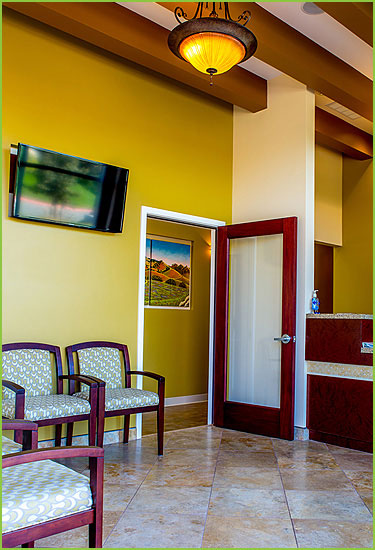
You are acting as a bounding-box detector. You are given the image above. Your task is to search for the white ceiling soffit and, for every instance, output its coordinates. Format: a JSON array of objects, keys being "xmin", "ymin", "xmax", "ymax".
[
  {"xmin": 118, "ymin": 2, "xmax": 281, "ymax": 80},
  {"xmin": 257, "ymin": 2, "xmax": 373, "ymax": 80},
  {"xmin": 315, "ymin": 93, "xmax": 373, "ymax": 134}
]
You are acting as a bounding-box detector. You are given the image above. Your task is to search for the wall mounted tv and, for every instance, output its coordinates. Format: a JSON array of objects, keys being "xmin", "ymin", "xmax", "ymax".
[{"xmin": 9, "ymin": 143, "xmax": 129, "ymax": 233}]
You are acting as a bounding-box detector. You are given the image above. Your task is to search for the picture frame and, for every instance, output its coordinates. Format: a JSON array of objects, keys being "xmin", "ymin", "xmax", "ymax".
[{"xmin": 145, "ymin": 235, "xmax": 192, "ymax": 309}]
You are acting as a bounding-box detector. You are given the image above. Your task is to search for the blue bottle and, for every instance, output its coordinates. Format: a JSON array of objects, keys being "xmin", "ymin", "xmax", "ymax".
[{"xmin": 312, "ymin": 289, "xmax": 320, "ymax": 314}]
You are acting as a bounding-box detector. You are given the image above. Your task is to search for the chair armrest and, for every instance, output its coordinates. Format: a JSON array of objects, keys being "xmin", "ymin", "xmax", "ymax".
[
  {"xmin": 2, "ymin": 419, "xmax": 37, "ymax": 432},
  {"xmin": 2, "ymin": 379, "xmax": 25, "ymax": 395},
  {"xmin": 2, "ymin": 419, "xmax": 38, "ymax": 450},
  {"xmin": 128, "ymin": 371, "xmax": 165, "ymax": 383},
  {"xmin": 63, "ymin": 374, "xmax": 106, "ymax": 387},
  {"xmin": 59, "ymin": 374, "xmax": 104, "ymax": 387},
  {"xmin": 2, "ymin": 445, "xmax": 104, "ymax": 468}
]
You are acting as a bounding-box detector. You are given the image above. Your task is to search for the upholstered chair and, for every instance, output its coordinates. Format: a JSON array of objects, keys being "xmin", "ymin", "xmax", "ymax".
[
  {"xmin": 2, "ymin": 419, "xmax": 104, "ymax": 548},
  {"xmin": 2, "ymin": 343, "xmax": 100, "ymax": 446},
  {"xmin": 66, "ymin": 341, "xmax": 165, "ymax": 454}
]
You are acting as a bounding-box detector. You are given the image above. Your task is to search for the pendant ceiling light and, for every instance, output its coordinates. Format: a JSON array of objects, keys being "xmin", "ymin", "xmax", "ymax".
[{"xmin": 168, "ymin": 2, "xmax": 257, "ymax": 84}]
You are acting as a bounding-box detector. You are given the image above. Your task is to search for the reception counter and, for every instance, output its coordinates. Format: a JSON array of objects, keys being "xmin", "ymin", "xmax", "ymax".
[{"xmin": 306, "ymin": 314, "xmax": 373, "ymax": 452}]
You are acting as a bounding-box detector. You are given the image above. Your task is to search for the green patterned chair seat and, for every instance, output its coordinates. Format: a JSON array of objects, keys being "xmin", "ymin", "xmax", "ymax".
[
  {"xmin": 2, "ymin": 394, "xmax": 91, "ymax": 422},
  {"xmin": 74, "ymin": 388, "xmax": 159, "ymax": 412},
  {"xmin": 2, "ymin": 459, "xmax": 92, "ymax": 534},
  {"xmin": 2, "ymin": 436, "xmax": 22, "ymax": 455}
]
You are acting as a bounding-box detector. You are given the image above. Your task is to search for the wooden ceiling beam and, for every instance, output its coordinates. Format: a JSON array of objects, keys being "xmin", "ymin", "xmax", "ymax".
[
  {"xmin": 315, "ymin": 108, "xmax": 373, "ymax": 160},
  {"xmin": 315, "ymin": 2, "xmax": 373, "ymax": 46},
  {"xmin": 3, "ymin": 2, "xmax": 267, "ymax": 113},
  {"xmin": 159, "ymin": 2, "xmax": 372, "ymax": 121}
]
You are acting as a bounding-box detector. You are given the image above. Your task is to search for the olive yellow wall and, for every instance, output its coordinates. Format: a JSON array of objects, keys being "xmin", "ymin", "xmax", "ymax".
[
  {"xmin": 315, "ymin": 144, "xmax": 342, "ymax": 246},
  {"xmin": 143, "ymin": 219, "xmax": 211, "ymax": 399},
  {"xmin": 334, "ymin": 157, "xmax": 373, "ymax": 314},
  {"xmin": 2, "ymin": 11, "xmax": 232, "ymax": 440}
]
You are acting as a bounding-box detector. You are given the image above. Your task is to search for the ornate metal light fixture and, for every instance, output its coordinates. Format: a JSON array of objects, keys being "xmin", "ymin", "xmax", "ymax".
[{"xmin": 168, "ymin": 2, "xmax": 257, "ymax": 84}]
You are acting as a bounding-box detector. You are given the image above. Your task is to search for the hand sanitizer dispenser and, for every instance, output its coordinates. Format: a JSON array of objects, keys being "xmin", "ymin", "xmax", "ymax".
[{"xmin": 312, "ymin": 289, "xmax": 320, "ymax": 314}]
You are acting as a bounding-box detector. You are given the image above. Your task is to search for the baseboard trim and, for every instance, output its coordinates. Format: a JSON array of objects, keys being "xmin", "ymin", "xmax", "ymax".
[{"xmin": 165, "ymin": 394, "xmax": 208, "ymax": 407}]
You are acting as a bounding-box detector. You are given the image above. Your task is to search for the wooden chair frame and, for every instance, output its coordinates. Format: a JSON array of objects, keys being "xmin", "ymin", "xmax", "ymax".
[
  {"xmin": 66, "ymin": 341, "xmax": 165, "ymax": 454},
  {"xmin": 2, "ymin": 420, "xmax": 104, "ymax": 548},
  {"xmin": 2, "ymin": 418, "xmax": 38, "ymax": 450},
  {"xmin": 2, "ymin": 343, "xmax": 100, "ymax": 446}
]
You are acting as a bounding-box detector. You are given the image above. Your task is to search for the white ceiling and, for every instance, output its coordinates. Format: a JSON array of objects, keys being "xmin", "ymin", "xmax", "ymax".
[{"xmin": 257, "ymin": 2, "xmax": 373, "ymax": 80}]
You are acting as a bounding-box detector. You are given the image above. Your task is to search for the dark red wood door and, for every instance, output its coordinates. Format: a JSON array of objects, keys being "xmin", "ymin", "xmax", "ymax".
[{"xmin": 213, "ymin": 217, "xmax": 297, "ymax": 440}]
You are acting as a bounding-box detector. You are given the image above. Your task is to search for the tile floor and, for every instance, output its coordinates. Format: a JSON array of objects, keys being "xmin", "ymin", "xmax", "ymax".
[
  {"xmin": 142, "ymin": 401, "xmax": 208, "ymax": 435},
  {"xmin": 38, "ymin": 425, "xmax": 373, "ymax": 548}
]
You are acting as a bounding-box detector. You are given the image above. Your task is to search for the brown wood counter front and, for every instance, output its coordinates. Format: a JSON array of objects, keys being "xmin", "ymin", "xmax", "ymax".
[
  {"xmin": 307, "ymin": 374, "xmax": 372, "ymax": 452},
  {"xmin": 305, "ymin": 318, "xmax": 372, "ymax": 366}
]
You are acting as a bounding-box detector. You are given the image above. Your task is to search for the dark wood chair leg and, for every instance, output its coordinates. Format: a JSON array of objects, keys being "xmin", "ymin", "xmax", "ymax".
[
  {"xmin": 55, "ymin": 424, "xmax": 62, "ymax": 447},
  {"xmin": 96, "ymin": 387, "xmax": 105, "ymax": 447},
  {"xmin": 21, "ymin": 542, "xmax": 34, "ymax": 547},
  {"xmin": 123, "ymin": 415, "xmax": 130, "ymax": 443},
  {"xmin": 89, "ymin": 517, "xmax": 102, "ymax": 548},
  {"xmin": 157, "ymin": 404, "xmax": 164, "ymax": 456},
  {"xmin": 66, "ymin": 423, "xmax": 74, "ymax": 446},
  {"xmin": 89, "ymin": 454, "xmax": 103, "ymax": 548}
]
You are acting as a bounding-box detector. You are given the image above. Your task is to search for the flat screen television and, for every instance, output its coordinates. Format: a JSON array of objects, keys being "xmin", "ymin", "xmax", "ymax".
[{"xmin": 10, "ymin": 143, "xmax": 129, "ymax": 233}]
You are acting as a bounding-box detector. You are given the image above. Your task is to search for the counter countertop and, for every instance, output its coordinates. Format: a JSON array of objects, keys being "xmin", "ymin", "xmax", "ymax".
[{"xmin": 306, "ymin": 313, "xmax": 373, "ymax": 320}]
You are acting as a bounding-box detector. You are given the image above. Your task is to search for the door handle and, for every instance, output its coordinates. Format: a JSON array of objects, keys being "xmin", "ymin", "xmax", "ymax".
[{"xmin": 274, "ymin": 334, "xmax": 295, "ymax": 344}]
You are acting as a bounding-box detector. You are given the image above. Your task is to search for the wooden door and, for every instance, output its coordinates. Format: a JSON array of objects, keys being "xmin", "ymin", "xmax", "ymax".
[{"xmin": 213, "ymin": 217, "xmax": 297, "ymax": 439}]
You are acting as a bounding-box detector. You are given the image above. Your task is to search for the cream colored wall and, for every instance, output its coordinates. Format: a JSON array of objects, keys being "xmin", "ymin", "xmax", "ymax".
[
  {"xmin": 232, "ymin": 74, "xmax": 315, "ymax": 428},
  {"xmin": 334, "ymin": 158, "xmax": 373, "ymax": 313},
  {"xmin": 315, "ymin": 144, "xmax": 342, "ymax": 246},
  {"xmin": 2, "ymin": 11, "xmax": 233, "ymax": 440},
  {"xmin": 143, "ymin": 220, "xmax": 211, "ymax": 399}
]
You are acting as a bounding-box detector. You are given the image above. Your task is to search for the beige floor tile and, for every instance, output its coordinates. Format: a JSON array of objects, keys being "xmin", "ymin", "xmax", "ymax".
[
  {"xmin": 127, "ymin": 485, "xmax": 211, "ymax": 515},
  {"xmin": 277, "ymin": 452, "xmax": 340, "ymax": 470},
  {"xmin": 273, "ymin": 438, "xmax": 328, "ymax": 453},
  {"xmin": 293, "ymin": 519, "xmax": 373, "ymax": 548},
  {"xmin": 202, "ymin": 516, "xmax": 297, "ymax": 548},
  {"xmin": 333, "ymin": 452, "xmax": 373, "ymax": 472},
  {"xmin": 360, "ymin": 491, "xmax": 373, "ymax": 514},
  {"xmin": 217, "ymin": 450, "xmax": 277, "ymax": 469},
  {"xmin": 36, "ymin": 511, "xmax": 123, "ymax": 547},
  {"xmin": 142, "ymin": 402, "xmax": 208, "ymax": 436},
  {"xmin": 103, "ymin": 444, "xmax": 159, "ymax": 466},
  {"xmin": 208, "ymin": 487, "xmax": 289, "ymax": 519},
  {"xmin": 103, "ymin": 462, "xmax": 152, "ymax": 484},
  {"xmin": 213, "ymin": 466, "xmax": 283, "ymax": 489},
  {"xmin": 327, "ymin": 444, "xmax": 372, "ymax": 456},
  {"xmin": 159, "ymin": 448, "xmax": 218, "ymax": 467},
  {"xmin": 53, "ymin": 456, "xmax": 89, "ymax": 473},
  {"xmin": 280, "ymin": 468, "xmax": 354, "ymax": 491},
  {"xmin": 286, "ymin": 489, "xmax": 373, "ymax": 522},
  {"xmin": 103, "ymin": 483, "xmax": 139, "ymax": 511},
  {"xmin": 220, "ymin": 434, "xmax": 273, "ymax": 452},
  {"xmin": 165, "ymin": 432, "xmax": 222, "ymax": 450},
  {"xmin": 36, "ymin": 525, "xmax": 88, "ymax": 548},
  {"xmin": 143, "ymin": 463, "xmax": 215, "ymax": 487},
  {"xmin": 104, "ymin": 512, "xmax": 206, "ymax": 548},
  {"xmin": 344, "ymin": 470, "xmax": 373, "ymax": 492}
]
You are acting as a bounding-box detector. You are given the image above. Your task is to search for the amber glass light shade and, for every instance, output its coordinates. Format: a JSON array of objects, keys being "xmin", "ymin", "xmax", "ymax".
[{"xmin": 179, "ymin": 32, "xmax": 246, "ymax": 75}]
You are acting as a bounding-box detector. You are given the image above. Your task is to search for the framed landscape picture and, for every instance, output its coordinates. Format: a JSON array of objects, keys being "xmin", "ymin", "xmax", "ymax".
[{"xmin": 145, "ymin": 235, "xmax": 191, "ymax": 308}]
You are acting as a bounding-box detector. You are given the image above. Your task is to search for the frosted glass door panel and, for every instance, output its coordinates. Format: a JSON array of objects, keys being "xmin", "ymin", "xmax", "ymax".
[{"xmin": 227, "ymin": 234, "xmax": 283, "ymax": 408}]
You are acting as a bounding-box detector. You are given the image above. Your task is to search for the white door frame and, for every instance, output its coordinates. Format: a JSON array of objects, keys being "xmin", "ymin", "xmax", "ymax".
[{"xmin": 136, "ymin": 206, "xmax": 226, "ymax": 438}]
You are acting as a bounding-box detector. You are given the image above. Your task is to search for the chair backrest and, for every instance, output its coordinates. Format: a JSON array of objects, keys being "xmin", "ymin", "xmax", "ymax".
[
  {"xmin": 66, "ymin": 341, "xmax": 131, "ymax": 390},
  {"xmin": 2, "ymin": 343, "xmax": 63, "ymax": 399}
]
